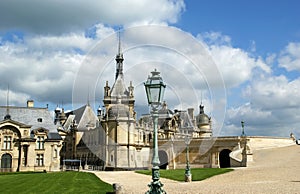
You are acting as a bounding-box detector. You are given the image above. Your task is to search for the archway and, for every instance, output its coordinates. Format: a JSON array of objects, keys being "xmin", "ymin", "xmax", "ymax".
[
  {"xmin": 1, "ymin": 153, "xmax": 12, "ymax": 169},
  {"xmin": 158, "ymin": 150, "xmax": 168, "ymax": 169},
  {"xmin": 219, "ymin": 149, "xmax": 231, "ymax": 168}
]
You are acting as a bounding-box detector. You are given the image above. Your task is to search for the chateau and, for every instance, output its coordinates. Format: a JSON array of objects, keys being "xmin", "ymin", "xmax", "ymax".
[
  {"xmin": 54, "ymin": 39, "xmax": 249, "ymax": 171},
  {"xmin": 0, "ymin": 38, "xmax": 295, "ymax": 172}
]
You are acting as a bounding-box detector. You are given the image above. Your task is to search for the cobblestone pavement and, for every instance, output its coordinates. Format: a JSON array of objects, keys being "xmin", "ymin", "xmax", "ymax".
[{"xmin": 93, "ymin": 145, "xmax": 300, "ymax": 194}]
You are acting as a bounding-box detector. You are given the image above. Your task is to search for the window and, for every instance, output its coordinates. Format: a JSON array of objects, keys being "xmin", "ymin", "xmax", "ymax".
[
  {"xmin": 3, "ymin": 136, "xmax": 12, "ymax": 150},
  {"xmin": 37, "ymin": 118, "xmax": 43, "ymax": 122},
  {"xmin": 36, "ymin": 136, "xmax": 44, "ymax": 149},
  {"xmin": 54, "ymin": 149, "xmax": 57, "ymax": 158},
  {"xmin": 36, "ymin": 154, "xmax": 44, "ymax": 166}
]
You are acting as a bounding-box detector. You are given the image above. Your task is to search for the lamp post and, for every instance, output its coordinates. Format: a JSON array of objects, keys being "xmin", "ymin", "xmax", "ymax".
[
  {"xmin": 184, "ymin": 134, "xmax": 192, "ymax": 182},
  {"xmin": 241, "ymin": 121, "xmax": 247, "ymax": 167},
  {"xmin": 171, "ymin": 135, "xmax": 176, "ymax": 169},
  {"xmin": 241, "ymin": 121, "xmax": 245, "ymax": 137},
  {"xmin": 144, "ymin": 69, "xmax": 166, "ymax": 194}
]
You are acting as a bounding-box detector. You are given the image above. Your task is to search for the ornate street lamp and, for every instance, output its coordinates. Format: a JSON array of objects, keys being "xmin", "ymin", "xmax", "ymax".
[
  {"xmin": 184, "ymin": 134, "xmax": 192, "ymax": 182},
  {"xmin": 241, "ymin": 121, "xmax": 247, "ymax": 167},
  {"xmin": 144, "ymin": 69, "xmax": 166, "ymax": 194}
]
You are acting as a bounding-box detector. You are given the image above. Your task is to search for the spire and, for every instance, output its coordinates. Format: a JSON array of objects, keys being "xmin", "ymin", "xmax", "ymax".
[
  {"xmin": 87, "ymin": 86, "xmax": 90, "ymax": 106},
  {"xmin": 4, "ymin": 84, "xmax": 11, "ymax": 120},
  {"xmin": 200, "ymin": 91, "xmax": 203, "ymax": 105},
  {"xmin": 115, "ymin": 29, "xmax": 124, "ymax": 80}
]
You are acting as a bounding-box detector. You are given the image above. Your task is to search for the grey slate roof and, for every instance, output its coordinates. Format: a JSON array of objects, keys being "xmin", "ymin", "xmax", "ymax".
[
  {"xmin": 0, "ymin": 106, "xmax": 57, "ymax": 132},
  {"xmin": 47, "ymin": 132, "xmax": 62, "ymax": 140},
  {"xmin": 65, "ymin": 104, "xmax": 98, "ymax": 131},
  {"xmin": 177, "ymin": 111, "xmax": 195, "ymax": 129},
  {"xmin": 72, "ymin": 105, "xmax": 87, "ymax": 124},
  {"xmin": 110, "ymin": 75, "xmax": 129, "ymax": 97}
]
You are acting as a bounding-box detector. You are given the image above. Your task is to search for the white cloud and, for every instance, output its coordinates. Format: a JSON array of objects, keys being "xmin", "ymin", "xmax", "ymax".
[
  {"xmin": 2, "ymin": 14, "xmax": 299, "ymax": 139},
  {"xmin": 227, "ymin": 102, "xmax": 271, "ymax": 124},
  {"xmin": 221, "ymin": 40, "xmax": 300, "ymax": 137},
  {"xmin": 249, "ymin": 75, "xmax": 300, "ymax": 109},
  {"xmin": 278, "ymin": 42, "xmax": 300, "ymax": 71},
  {"xmin": 0, "ymin": 24, "xmax": 115, "ymax": 106},
  {"xmin": 0, "ymin": 0, "xmax": 185, "ymax": 34},
  {"xmin": 1, "ymin": 26, "xmax": 275, "ymax": 136},
  {"xmin": 197, "ymin": 32, "xmax": 231, "ymax": 46},
  {"xmin": 197, "ymin": 32, "xmax": 271, "ymax": 88},
  {"xmin": 225, "ymin": 73, "xmax": 300, "ymax": 137},
  {"xmin": 74, "ymin": 26, "xmax": 226, "ymax": 109},
  {"xmin": 0, "ymin": 89, "xmax": 30, "ymax": 107}
]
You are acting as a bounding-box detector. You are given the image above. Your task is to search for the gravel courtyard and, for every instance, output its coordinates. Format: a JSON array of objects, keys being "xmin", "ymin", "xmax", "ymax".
[{"xmin": 94, "ymin": 145, "xmax": 300, "ymax": 194}]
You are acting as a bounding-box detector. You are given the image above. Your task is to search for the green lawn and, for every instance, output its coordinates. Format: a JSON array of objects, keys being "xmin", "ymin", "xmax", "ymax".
[
  {"xmin": 136, "ymin": 168, "xmax": 234, "ymax": 182},
  {"xmin": 0, "ymin": 171, "xmax": 113, "ymax": 194}
]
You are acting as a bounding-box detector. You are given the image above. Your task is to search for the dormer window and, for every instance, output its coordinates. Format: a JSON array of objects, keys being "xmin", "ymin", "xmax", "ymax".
[{"xmin": 37, "ymin": 118, "xmax": 43, "ymax": 122}]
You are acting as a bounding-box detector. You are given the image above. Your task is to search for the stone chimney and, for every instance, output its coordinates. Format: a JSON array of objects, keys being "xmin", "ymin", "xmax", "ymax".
[
  {"xmin": 27, "ymin": 100, "xmax": 34, "ymax": 108},
  {"xmin": 187, "ymin": 108, "xmax": 194, "ymax": 119}
]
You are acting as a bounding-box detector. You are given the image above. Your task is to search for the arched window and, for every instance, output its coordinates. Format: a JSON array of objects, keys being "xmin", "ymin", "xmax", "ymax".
[{"xmin": 1, "ymin": 153, "xmax": 12, "ymax": 169}]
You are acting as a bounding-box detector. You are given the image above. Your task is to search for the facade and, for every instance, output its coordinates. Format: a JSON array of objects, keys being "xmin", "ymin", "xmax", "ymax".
[{"xmin": 0, "ymin": 102, "xmax": 63, "ymax": 172}]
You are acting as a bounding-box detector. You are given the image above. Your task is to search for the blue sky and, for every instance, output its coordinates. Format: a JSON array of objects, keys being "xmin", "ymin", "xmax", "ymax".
[
  {"xmin": 179, "ymin": 0, "xmax": 300, "ymax": 54},
  {"xmin": 0, "ymin": 0, "xmax": 300, "ymax": 137}
]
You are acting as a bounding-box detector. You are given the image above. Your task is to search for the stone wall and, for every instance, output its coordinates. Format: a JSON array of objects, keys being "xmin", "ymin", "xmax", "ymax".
[{"xmin": 247, "ymin": 136, "xmax": 294, "ymax": 151}]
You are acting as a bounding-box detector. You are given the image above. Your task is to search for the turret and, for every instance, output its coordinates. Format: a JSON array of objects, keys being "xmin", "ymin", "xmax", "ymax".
[
  {"xmin": 54, "ymin": 106, "xmax": 61, "ymax": 125},
  {"xmin": 59, "ymin": 108, "xmax": 67, "ymax": 125}
]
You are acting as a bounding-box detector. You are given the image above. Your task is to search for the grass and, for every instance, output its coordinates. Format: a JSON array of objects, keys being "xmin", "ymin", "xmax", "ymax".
[
  {"xmin": 136, "ymin": 168, "xmax": 234, "ymax": 182},
  {"xmin": 0, "ymin": 171, "xmax": 113, "ymax": 194}
]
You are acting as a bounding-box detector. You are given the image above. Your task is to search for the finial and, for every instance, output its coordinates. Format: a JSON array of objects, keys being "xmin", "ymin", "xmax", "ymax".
[
  {"xmin": 118, "ymin": 27, "xmax": 121, "ymax": 56},
  {"xmin": 115, "ymin": 28, "xmax": 124, "ymax": 80},
  {"xmin": 4, "ymin": 84, "xmax": 11, "ymax": 120}
]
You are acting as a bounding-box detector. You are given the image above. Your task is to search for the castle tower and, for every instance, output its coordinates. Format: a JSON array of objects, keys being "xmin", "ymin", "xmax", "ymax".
[
  {"xmin": 101, "ymin": 32, "xmax": 138, "ymax": 170},
  {"xmin": 103, "ymin": 31, "xmax": 135, "ymax": 116}
]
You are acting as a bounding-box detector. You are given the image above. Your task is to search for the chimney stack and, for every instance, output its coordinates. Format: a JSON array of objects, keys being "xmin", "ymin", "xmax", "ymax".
[
  {"xmin": 27, "ymin": 100, "xmax": 34, "ymax": 108},
  {"xmin": 187, "ymin": 108, "xmax": 194, "ymax": 119}
]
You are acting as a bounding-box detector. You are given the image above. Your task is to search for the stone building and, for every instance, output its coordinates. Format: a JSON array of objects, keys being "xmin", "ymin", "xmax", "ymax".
[
  {"xmin": 0, "ymin": 101, "xmax": 63, "ymax": 172},
  {"xmin": 138, "ymin": 102, "xmax": 222, "ymax": 169},
  {"xmin": 56, "ymin": 38, "xmax": 150, "ymax": 170}
]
